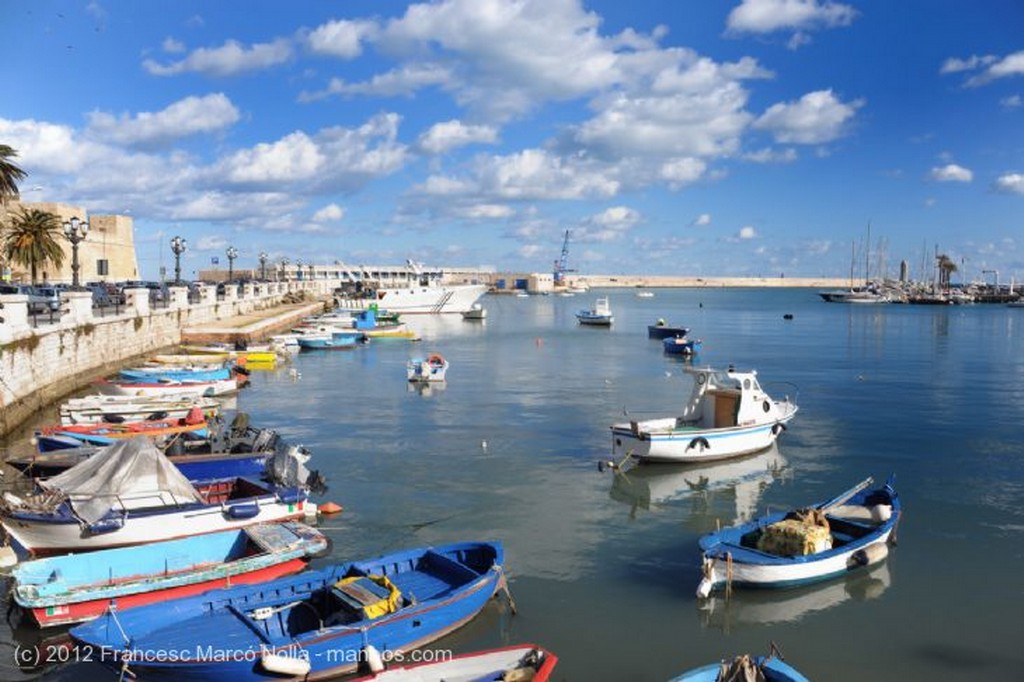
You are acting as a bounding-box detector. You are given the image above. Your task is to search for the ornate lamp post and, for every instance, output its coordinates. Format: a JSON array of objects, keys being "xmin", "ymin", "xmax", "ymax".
[
  {"xmin": 308, "ymin": 263, "xmax": 315, "ymax": 280},
  {"xmin": 280, "ymin": 257, "xmax": 289, "ymax": 281},
  {"xmin": 258, "ymin": 252, "xmax": 268, "ymax": 280},
  {"xmin": 62, "ymin": 216, "xmax": 90, "ymax": 290},
  {"xmin": 170, "ymin": 236, "xmax": 187, "ymax": 285},
  {"xmin": 296, "ymin": 259, "xmax": 303, "ymax": 281},
  {"xmin": 226, "ymin": 246, "xmax": 238, "ymax": 282}
]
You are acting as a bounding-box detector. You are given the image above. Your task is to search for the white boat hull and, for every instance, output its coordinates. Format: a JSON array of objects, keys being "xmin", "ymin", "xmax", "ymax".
[
  {"xmin": 95, "ymin": 377, "xmax": 239, "ymax": 398},
  {"xmin": 701, "ymin": 534, "xmax": 893, "ymax": 591},
  {"xmin": 335, "ymin": 284, "xmax": 486, "ymax": 314},
  {"xmin": 2, "ymin": 495, "xmax": 307, "ymax": 555},
  {"xmin": 611, "ymin": 410, "xmax": 796, "ymax": 463}
]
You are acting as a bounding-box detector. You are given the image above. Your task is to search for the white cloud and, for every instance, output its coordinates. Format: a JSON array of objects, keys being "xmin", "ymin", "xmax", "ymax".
[
  {"xmin": 300, "ymin": 65, "xmax": 453, "ymax": 101},
  {"xmin": 994, "ymin": 173, "xmax": 1024, "ymax": 195},
  {"xmin": 143, "ymin": 38, "xmax": 292, "ymax": 77},
  {"xmin": 162, "ymin": 37, "xmax": 186, "ymax": 54},
  {"xmin": 660, "ymin": 158, "xmax": 707, "ymax": 189},
  {"xmin": 738, "ymin": 225, "xmax": 757, "ymax": 239},
  {"xmin": 86, "ymin": 93, "xmax": 240, "ymax": 147},
  {"xmin": 692, "ymin": 213, "xmax": 712, "ymax": 227},
  {"xmin": 416, "ymin": 120, "xmax": 498, "ymax": 155},
  {"xmin": 929, "ymin": 164, "xmax": 973, "ymax": 183},
  {"xmin": 306, "ymin": 19, "xmax": 376, "ymax": 58},
  {"xmin": 726, "ymin": 0, "xmax": 857, "ymax": 35},
  {"xmin": 312, "ymin": 204, "xmax": 345, "ymax": 222},
  {"xmin": 743, "ymin": 147, "xmax": 798, "ymax": 163},
  {"xmin": 195, "ymin": 234, "xmax": 228, "ymax": 251},
  {"xmin": 753, "ymin": 89, "xmax": 863, "ymax": 144},
  {"xmin": 942, "ymin": 50, "xmax": 1024, "ymax": 87},
  {"xmin": 1001, "ymin": 95, "xmax": 1022, "ymax": 109},
  {"xmin": 457, "ymin": 204, "xmax": 514, "ymax": 219},
  {"xmin": 939, "ymin": 54, "xmax": 996, "ymax": 74}
]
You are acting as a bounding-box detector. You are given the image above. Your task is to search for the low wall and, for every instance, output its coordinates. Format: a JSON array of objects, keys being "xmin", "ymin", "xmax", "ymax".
[{"xmin": 0, "ymin": 281, "xmax": 331, "ymax": 438}]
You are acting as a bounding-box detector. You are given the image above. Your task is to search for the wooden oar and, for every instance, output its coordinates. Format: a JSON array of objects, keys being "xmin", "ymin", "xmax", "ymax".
[{"xmin": 818, "ymin": 476, "xmax": 874, "ymax": 513}]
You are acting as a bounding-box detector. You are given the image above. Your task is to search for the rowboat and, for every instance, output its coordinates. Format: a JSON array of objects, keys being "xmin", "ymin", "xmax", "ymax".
[
  {"xmin": 350, "ymin": 644, "xmax": 557, "ymax": 681},
  {"xmin": 118, "ymin": 365, "xmax": 234, "ymax": 383},
  {"xmin": 12, "ymin": 522, "xmax": 328, "ymax": 628},
  {"xmin": 696, "ymin": 476, "xmax": 900, "ymax": 597},
  {"xmin": 180, "ymin": 344, "xmax": 279, "ymax": 364},
  {"xmin": 671, "ymin": 647, "xmax": 808, "ymax": 681},
  {"xmin": 647, "ymin": 320, "xmax": 690, "ymax": 339},
  {"xmin": 35, "ymin": 409, "xmax": 209, "ymax": 451},
  {"xmin": 407, "ymin": 353, "xmax": 448, "ymax": 382},
  {"xmin": 70, "ymin": 541, "xmax": 507, "ymax": 680},
  {"xmin": 58, "ymin": 394, "xmax": 221, "ymax": 425},
  {"xmin": 610, "ymin": 366, "xmax": 797, "ymax": 463},
  {"xmin": 93, "ymin": 374, "xmax": 242, "ymax": 398},
  {"xmin": 663, "ymin": 335, "xmax": 702, "ymax": 355},
  {"xmin": 576, "ymin": 297, "xmax": 613, "ymax": 326},
  {"xmin": 461, "ymin": 303, "xmax": 487, "ymax": 320},
  {"xmin": 7, "ymin": 446, "xmax": 273, "ymax": 482},
  {"xmin": 0, "ymin": 438, "xmax": 313, "ymax": 556},
  {"xmin": 297, "ymin": 331, "xmax": 366, "ymax": 350}
]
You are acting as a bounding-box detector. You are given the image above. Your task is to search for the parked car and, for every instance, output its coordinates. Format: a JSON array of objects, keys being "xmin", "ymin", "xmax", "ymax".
[
  {"xmin": 30, "ymin": 286, "xmax": 62, "ymax": 314},
  {"xmin": 85, "ymin": 282, "xmax": 113, "ymax": 307}
]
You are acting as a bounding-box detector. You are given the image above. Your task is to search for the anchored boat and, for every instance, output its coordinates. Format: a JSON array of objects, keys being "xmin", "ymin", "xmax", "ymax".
[{"xmin": 610, "ymin": 366, "xmax": 797, "ymax": 463}]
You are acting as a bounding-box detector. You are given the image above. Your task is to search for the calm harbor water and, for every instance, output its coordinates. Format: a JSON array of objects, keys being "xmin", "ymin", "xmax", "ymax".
[{"xmin": 3, "ymin": 287, "xmax": 1023, "ymax": 681}]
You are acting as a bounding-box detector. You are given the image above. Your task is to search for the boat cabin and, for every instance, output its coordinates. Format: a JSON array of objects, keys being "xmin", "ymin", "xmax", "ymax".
[{"xmin": 678, "ymin": 367, "xmax": 777, "ymax": 429}]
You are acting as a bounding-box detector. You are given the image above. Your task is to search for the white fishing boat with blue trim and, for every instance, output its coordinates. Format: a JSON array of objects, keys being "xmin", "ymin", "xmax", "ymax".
[
  {"xmin": 610, "ymin": 366, "xmax": 797, "ymax": 463},
  {"xmin": 695, "ymin": 476, "xmax": 900, "ymax": 598}
]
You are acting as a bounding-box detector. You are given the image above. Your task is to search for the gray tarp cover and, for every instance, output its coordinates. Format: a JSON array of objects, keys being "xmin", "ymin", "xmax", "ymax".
[{"xmin": 39, "ymin": 437, "xmax": 202, "ymax": 524}]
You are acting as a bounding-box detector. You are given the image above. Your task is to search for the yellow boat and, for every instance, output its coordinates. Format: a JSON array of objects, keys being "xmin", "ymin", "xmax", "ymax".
[{"xmin": 180, "ymin": 345, "xmax": 279, "ymax": 363}]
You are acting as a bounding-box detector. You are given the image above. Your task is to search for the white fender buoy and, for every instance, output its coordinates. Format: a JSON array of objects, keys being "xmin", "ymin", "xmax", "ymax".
[
  {"xmin": 0, "ymin": 546, "xmax": 18, "ymax": 569},
  {"xmin": 365, "ymin": 645, "xmax": 385, "ymax": 673},
  {"xmin": 696, "ymin": 577, "xmax": 714, "ymax": 599},
  {"xmin": 848, "ymin": 542, "xmax": 889, "ymax": 569},
  {"xmin": 261, "ymin": 653, "xmax": 311, "ymax": 676},
  {"xmin": 303, "ymin": 502, "xmax": 318, "ymax": 520},
  {"xmin": 870, "ymin": 504, "xmax": 892, "ymax": 522}
]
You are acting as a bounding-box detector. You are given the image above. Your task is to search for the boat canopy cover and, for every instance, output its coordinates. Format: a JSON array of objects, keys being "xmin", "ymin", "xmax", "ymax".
[{"xmin": 39, "ymin": 437, "xmax": 202, "ymax": 524}]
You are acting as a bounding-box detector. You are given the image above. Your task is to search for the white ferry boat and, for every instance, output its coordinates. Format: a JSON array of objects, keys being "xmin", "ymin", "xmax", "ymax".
[{"xmin": 333, "ymin": 261, "xmax": 486, "ymax": 314}]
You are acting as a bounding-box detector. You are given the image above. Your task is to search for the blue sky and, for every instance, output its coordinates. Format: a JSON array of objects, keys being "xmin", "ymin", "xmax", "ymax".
[{"xmin": 2, "ymin": 0, "xmax": 1022, "ymax": 282}]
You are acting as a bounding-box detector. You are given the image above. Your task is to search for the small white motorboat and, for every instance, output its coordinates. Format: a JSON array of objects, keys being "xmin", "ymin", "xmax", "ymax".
[
  {"xmin": 610, "ymin": 365, "xmax": 797, "ymax": 463},
  {"xmin": 576, "ymin": 297, "xmax": 613, "ymax": 326},
  {"xmin": 407, "ymin": 353, "xmax": 449, "ymax": 382},
  {"xmin": 462, "ymin": 303, "xmax": 487, "ymax": 320}
]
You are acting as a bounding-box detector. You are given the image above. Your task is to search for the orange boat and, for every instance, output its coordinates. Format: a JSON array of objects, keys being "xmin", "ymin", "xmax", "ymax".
[{"xmin": 36, "ymin": 407, "xmax": 209, "ymax": 452}]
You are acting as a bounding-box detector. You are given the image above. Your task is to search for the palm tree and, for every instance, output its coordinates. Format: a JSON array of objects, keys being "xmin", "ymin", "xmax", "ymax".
[
  {"xmin": 1, "ymin": 208, "xmax": 65, "ymax": 284},
  {"xmin": 936, "ymin": 254, "xmax": 958, "ymax": 291},
  {"xmin": 0, "ymin": 144, "xmax": 27, "ymax": 205}
]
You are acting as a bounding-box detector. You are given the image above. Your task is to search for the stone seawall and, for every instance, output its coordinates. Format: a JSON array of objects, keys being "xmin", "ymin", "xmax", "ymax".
[{"xmin": 0, "ymin": 281, "xmax": 331, "ymax": 438}]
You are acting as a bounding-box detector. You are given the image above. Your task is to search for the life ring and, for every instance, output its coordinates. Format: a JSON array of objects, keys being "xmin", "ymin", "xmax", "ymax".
[
  {"xmin": 696, "ymin": 373, "xmax": 706, "ymax": 385},
  {"xmin": 688, "ymin": 437, "xmax": 710, "ymax": 451},
  {"xmin": 762, "ymin": 400, "xmax": 771, "ymax": 413},
  {"xmin": 772, "ymin": 423, "xmax": 786, "ymax": 435}
]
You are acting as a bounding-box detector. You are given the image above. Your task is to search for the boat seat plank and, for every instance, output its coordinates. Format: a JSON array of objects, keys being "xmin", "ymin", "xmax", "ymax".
[
  {"xmin": 244, "ymin": 524, "xmax": 299, "ymax": 554},
  {"xmin": 388, "ymin": 570, "xmax": 455, "ymax": 602}
]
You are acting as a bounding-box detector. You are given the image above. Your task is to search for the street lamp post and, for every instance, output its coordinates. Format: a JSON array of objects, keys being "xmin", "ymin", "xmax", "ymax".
[
  {"xmin": 296, "ymin": 259, "xmax": 303, "ymax": 281},
  {"xmin": 280, "ymin": 257, "xmax": 289, "ymax": 281},
  {"xmin": 62, "ymin": 216, "xmax": 90, "ymax": 290},
  {"xmin": 259, "ymin": 252, "xmax": 268, "ymax": 280},
  {"xmin": 226, "ymin": 246, "xmax": 238, "ymax": 282},
  {"xmin": 170, "ymin": 236, "xmax": 187, "ymax": 285}
]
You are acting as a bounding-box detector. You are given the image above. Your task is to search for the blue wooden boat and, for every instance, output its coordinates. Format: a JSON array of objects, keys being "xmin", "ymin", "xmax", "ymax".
[
  {"xmin": 118, "ymin": 365, "xmax": 233, "ymax": 383},
  {"xmin": 297, "ymin": 331, "xmax": 365, "ymax": 350},
  {"xmin": 70, "ymin": 541, "xmax": 507, "ymax": 680},
  {"xmin": 12, "ymin": 522, "xmax": 328, "ymax": 628},
  {"xmin": 7, "ymin": 445, "xmax": 272, "ymax": 481},
  {"xmin": 648, "ymin": 320, "xmax": 690, "ymax": 339},
  {"xmin": 663, "ymin": 335, "xmax": 702, "ymax": 355},
  {"xmin": 696, "ymin": 476, "xmax": 900, "ymax": 597},
  {"xmin": 670, "ymin": 649, "xmax": 809, "ymax": 681}
]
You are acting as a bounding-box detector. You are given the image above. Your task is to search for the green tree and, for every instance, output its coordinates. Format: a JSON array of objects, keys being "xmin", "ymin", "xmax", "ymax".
[
  {"xmin": 0, "ymin": 144, "xmax": 27, "ymax": 205},
  {"xmin": 1, "ymin": 208, "xmax": 65, "ymax": 284}
]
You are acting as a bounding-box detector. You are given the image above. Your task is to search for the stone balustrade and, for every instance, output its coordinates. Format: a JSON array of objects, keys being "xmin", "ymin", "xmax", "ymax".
[{"xmin": 0, "ymin": 279, "xmax": 328, "ymax": 436}]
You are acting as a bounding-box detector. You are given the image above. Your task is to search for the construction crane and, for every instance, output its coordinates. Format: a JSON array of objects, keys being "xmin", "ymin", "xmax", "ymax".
[{"xmin": 553, "ymin": 229, "xmax": 575, "ymax": 285}]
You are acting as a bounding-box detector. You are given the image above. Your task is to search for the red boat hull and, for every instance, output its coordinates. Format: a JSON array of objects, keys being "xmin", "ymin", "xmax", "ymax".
[{"xmin": 28, "ymin": 557, "xmax": 309, "ymax": 628}]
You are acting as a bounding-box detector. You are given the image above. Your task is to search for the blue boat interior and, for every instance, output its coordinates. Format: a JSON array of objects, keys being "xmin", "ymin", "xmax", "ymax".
[{"xmin": 240, "ymin": 549, "xmax": 484, "ymax": 639}]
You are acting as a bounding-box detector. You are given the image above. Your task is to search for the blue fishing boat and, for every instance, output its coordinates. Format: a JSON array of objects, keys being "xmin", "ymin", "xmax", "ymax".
[
  {"xmin": 12, "ymin": 522, "xmax": 328, "ymax": 628},
  {"xmin": 297, "ymin": 331, "xmax": 365, "ymax": 350},
  {"xmin": 647, "ymin": 319, "xmax": 690, "ymax": 339},
  {"xmin": 118, "ymin": 365, "xmax": 233, "ymax": 383},
  {"xmin": 671, "ymin": 647, "xmax": 809, "ymax": 681},
  {"xmin": 71, "ymin": 541, "xmax": 507, "ymax": 680},
  {"xmin": 576, "ymin": 297, "xmax": 613, "ymax": 326},
  {"xmin": 696, "ymin": 476, "xmax": 900, "ymax": 597},
  {"xmin": 663, "ymin": 335, "xmax": 702, "ymax": 355}
]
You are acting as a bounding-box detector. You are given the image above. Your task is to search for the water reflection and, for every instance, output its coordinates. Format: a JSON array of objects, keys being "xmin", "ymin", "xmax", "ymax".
[
  {"xmin": 698, "ymin": 561, "xmax": 891, "ymax": 632},
  {"xmin": 407, "ymin": 381, "xmax": 447, "ymax": 397},
  {"xmin": 609, "ymin": 445, "xmax": 790, "ymax": 525}
]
